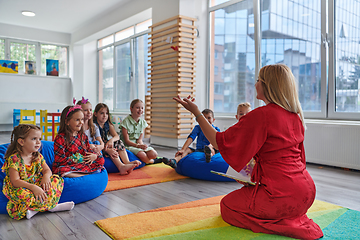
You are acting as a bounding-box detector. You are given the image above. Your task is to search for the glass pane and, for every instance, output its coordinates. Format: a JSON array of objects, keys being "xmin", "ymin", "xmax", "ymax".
[
  {"xmin": 134, "ymin": 34, "xmax": 150, "ymax": 101},
  {"xmin": 10, "ymin": 42, "xmax": 36, "ymax": 74},
  {"xmin": 98, "ymin": 46, "xmax": 114, "ymax": 110},
  {"xmin": 115, "ymin": 27, "xmax": 134, "ymax": 42},
  {"xmin": 98, "ymin": 35, "xmax": 114, "ymax": 48},
  {"xmin": 135, "ymin": 19, "xmax": 152, "ymax": 34},
  {"xmin": 0, "ymin": 39, "xmax": 4, "ymax": 60},
  {"xmin": 209, "ymin": 0, "xmax": 256, "ymax": 113},
  {"xmin": 115, "ymin": 42, "xmax": 132, "ymax": 110},
  {"xmin": 335, "ymin": 0, "xmax": 360, "ymax": 112},
  {"xmin": 41, "ymin": 44, "xmax": 68, "ymax": 77},
  {"xmin": 261, "ymin": 0, "xmax": 321, "ymax": 112}
]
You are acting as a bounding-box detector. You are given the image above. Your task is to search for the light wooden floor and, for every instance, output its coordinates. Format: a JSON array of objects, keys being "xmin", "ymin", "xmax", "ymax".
[{"xmin": 0, "ymin": 131, "xmax": 359, "ymax": 240}]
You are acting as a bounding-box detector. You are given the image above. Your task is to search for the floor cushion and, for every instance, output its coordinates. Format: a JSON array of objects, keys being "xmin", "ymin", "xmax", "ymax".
[
  {"xmin": 0, "ymin": 141, "xmax": 108, "ymax": 214},
  {"xmin": 175, "ymin": 152, "xmax": 236, "ymax": 182}
]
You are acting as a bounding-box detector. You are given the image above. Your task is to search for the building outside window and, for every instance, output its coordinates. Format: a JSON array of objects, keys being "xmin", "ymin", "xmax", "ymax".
[{"xmin": 209, "ymin": 0, "xmax": 360, "ymax": 119}]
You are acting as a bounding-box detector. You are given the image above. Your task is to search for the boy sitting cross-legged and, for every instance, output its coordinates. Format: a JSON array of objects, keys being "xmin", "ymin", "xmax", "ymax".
[{"xmin": 162, "ymin": 109, "xmax": 220, "ymax": 168}]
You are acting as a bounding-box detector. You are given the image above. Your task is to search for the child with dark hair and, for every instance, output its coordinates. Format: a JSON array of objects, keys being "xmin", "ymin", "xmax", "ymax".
[
  {"xmin": 52, "ymin": 101, "xmax": 106, "ymax": 178},
  {"xmin": 93, "ymin": 103, "xmax": 140, "ymax": 173},
  {"xmin": 163, "ymin": 109, "xmax": 220, "ymax": 168}
]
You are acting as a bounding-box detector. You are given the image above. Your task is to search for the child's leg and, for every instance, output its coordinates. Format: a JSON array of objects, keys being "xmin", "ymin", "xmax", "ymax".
[
  {"xmin": 163, "ymin": 148, "xmax": 192, "ymax": 168},
  {"xmin": 136, "ymin": 151, "xmax": 153, "ymax": 164},
  {"xmin": 49, "ymin": 201, "xmax": 75, "ymax": 212},
  {"xmin": 64, "ymin": 172, "xmax": 89, "ymax": 178},
  {"xmin": 146, "ymin": 149, "xmax": 158, "ymax": 161},
  {"xmin": 118, "ymin": 149, "xmax": 141, "ymax": 165},
  {"xmin": 111, "ymin": 156, "xmax": 138, "ymax": 174}
]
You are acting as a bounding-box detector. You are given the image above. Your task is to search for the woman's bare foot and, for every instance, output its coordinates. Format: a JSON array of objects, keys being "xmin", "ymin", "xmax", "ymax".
[{"xmin": 119, "ymin": 164, "xmax": 136, "ymax": 175}]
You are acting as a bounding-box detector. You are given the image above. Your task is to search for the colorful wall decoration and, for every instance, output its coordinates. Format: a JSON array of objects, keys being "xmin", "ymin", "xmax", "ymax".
[
  {"xmin": 25, "ymin": 61, "xmax": 36, "ymax": 75},
  {"xmin": 0, "ymin": 60, "xmax": 18, "ymax": 74},
  {"xmin": 46, "ymin": 59, "xmax": 59, "ymax": 76}
]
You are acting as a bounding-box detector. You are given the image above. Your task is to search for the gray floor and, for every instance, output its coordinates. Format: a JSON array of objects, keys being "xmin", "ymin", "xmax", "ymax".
[{"xmin": 0, "ymin": 131, "xmax": 359, "ymax": 240}]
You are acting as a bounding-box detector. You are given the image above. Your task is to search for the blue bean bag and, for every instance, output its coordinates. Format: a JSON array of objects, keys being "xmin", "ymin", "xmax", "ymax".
[
  {"xmin": 175, "ymin": 152, "xmax": 236, "ymax": 182},
  {"xmin": 0, "ymin": 141, "xmax": 108, "ymax": 214},
  {"xmin": 104, "ymin": 149, "xmax": 145, "ymax": 173}
]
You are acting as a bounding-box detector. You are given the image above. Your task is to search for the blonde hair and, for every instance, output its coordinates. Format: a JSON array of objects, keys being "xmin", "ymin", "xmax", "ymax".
[
  {"xmin": 258, "ymin": 64, "xmax": 305, "ymax": 127},
  {"xmin": 237, "ymin": 102, "xmax": 251, "ymax": 115},
  {"xmin": 130, "ymin": 99, "xmax": 143, "ymax": 108}
]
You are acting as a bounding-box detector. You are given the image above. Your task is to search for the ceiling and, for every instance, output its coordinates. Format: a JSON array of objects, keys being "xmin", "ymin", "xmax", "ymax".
[{"xmin": 0, "ymin": 0, "xmax": 130, "ymax": 34}]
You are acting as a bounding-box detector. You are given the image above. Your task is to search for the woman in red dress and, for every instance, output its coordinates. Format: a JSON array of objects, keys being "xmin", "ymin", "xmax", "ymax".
[{"xmin": 174, "ymin": 64, "xmax": 323, "ymax": 240}]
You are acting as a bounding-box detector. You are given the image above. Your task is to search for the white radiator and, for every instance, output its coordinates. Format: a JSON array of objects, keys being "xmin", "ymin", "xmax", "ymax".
[{"xmin": 304, "ymin": 120, "xmax": 360, "ymax": 170}]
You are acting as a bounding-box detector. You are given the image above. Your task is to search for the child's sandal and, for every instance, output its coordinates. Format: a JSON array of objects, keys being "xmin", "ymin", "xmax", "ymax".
[
  {"xmin": 163, "ymin": 157, "xmax": 177, "ymax": 169},
  {"xmin": 204, "ymin": 146, "xmax": 212, "ymax": 163}
]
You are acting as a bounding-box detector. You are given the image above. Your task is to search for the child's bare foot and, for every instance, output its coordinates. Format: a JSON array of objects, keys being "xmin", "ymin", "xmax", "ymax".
[
  {"xmin": 130, "ymin": 160, "xmax": 142, "ymax": 166},
  {"xmin": 119, "ymin": 164, "xmax": 136, "ymax": 175}
]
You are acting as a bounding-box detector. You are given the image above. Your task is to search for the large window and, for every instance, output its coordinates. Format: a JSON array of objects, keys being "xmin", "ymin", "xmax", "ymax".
[
  {"xmin": 209, "ymin": 0, "xmax": 255, "ymax": 113},
  {"xmin": 0, "ymin": 38, "xmax": 69, "ymax": 77},
  {"xmin": 98, "ymin": 19, "xmax": 152, "ymax": 111},
  {"xmin": 209, "ymin": 0, "xmax": 360, "ymax": 120}
]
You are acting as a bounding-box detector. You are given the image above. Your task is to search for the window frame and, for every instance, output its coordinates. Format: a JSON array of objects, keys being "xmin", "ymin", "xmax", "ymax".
[
  {"xmin": 207, "ymin": 0, "xmax": 360, "ymax": 120},
  {"xmin": 97, "ymin": 20, "xmax": 152, "ymax": 112},
  {"xmin": 0, "ymin": 37, "xmax": 69, "ymax": 77}
]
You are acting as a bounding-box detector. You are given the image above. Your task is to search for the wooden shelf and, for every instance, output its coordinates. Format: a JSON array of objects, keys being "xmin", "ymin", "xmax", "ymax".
[{"xmin": 146, "ymin": 15, "xmax": 196, "ymax": 139}]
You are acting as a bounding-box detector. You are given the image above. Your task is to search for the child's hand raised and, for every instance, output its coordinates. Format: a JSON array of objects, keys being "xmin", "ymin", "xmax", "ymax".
[{"xmin": 83, "ymin": 152, "xmax": 97, "ymax": 165}]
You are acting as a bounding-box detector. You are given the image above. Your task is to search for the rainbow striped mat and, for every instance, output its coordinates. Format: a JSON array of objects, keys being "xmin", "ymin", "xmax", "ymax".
[{"xmin": 95, "ymin": 195, "xmax": 359, "ymax": 239}]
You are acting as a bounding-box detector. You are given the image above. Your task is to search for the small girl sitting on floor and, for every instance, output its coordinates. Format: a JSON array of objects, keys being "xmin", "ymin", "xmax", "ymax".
[
  {"xmin": 2, "ymin": 124, "xmax": 74, "ymax": 220},
  {"xmin": 76, "ymin": 97, "xmax": 104, "ymax": 154},
  {"xmin": 93, "ymin": 103, "xmax": 141, "ymax": 171},
  {"xmin": 52, "ymin": 101, "xmax": 108, "ymax": 177},
  {"xmin": 120, "ymin": 99, "xmax": 162, "ymax": 164}
]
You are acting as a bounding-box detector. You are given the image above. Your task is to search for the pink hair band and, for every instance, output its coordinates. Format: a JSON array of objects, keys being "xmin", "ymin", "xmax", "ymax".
[{"xmin": 66, "ymin": 105, "xmax": 82, "ymax": 118}]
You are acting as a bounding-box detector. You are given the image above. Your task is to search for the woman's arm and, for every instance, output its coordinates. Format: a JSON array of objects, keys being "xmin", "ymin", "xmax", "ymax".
[{"xmin": 173, "ymin": 96, "xmax": 218, "ymax": 149}]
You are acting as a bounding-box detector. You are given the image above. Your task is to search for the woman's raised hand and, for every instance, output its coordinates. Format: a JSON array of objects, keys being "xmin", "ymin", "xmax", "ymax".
[{"xmin": 173, "ymin": 95, "xmax": 200, "ymax": 115}]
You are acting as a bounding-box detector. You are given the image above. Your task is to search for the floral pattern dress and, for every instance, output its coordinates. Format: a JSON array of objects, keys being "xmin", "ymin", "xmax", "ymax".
[{"xmin": 2, "ymin": 153, "xmax": 64, "ymax": 220}]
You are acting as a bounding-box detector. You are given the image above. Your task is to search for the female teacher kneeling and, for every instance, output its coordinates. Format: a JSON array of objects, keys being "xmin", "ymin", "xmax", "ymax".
[{"xmin": 174, "ymin": 64, "xmax": 323, "ymax": 240}]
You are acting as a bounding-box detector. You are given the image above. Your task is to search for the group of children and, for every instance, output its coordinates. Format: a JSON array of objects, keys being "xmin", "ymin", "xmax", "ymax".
[
  {"xmin": 2, "ymin": 97, "xmax": 251, "ymax": 220},
  {"xmin": 2, "ymin": 98, "xmax": 163, "ymax": 220}
]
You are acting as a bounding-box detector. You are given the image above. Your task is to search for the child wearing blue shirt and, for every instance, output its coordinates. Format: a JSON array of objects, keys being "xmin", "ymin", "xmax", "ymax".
[{"xmin": 163, "ymin": 109, "xmax": 220, "ymax": 168}]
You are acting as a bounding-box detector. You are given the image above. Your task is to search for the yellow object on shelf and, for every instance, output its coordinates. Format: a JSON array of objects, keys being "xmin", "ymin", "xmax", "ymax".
[{"xmin": 19, "ymin": 109, "xmax": 36, "ymax": 125}]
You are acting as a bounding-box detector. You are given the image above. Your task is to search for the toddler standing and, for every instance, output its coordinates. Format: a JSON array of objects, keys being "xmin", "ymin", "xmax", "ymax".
[{"xmin": 2, "ymin": 124, "xmax": 74, "ymax": 220}]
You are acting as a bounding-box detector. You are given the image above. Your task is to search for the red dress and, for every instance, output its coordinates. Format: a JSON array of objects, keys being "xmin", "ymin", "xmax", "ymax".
[
  {"xmin": 216, "ymin": 103, "xmax": 323, "ymax": 240},
  {"xmin": 53, "ymin": 132, "xmax": 104, "ymax": 176}
]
